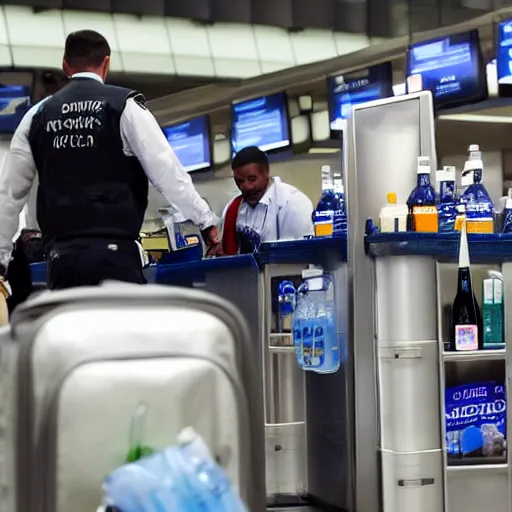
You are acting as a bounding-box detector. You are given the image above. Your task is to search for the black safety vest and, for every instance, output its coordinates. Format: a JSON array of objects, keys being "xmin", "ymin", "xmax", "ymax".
[{"xmin": 28, "ymin": 78, "xmax": 149, "ymax": 246}]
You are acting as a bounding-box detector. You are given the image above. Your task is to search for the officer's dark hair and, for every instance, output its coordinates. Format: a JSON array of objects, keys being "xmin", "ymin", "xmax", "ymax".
[
  {"xmin": 231, "ymin": 146, "xmax": 269, "ymax": 171},
  {"xmin": 64, "ymin": 30, "xmax": 111, "ymax": 69}
]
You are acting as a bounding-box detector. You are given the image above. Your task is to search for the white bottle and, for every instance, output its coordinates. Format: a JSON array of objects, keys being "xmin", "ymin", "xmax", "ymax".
[{"xmin": 379, "ymin": 192, "xmax": 408, "ymax": 233}]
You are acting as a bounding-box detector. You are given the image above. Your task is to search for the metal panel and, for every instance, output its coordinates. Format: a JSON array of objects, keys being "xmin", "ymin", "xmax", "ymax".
[
  {"xmin": 293, "ymin": 0, "xmax": 335, "ymax": 30},
  {"xmin": 333, "ymin": 0, "xmax": 367, "ymax": 34},
  {"xmin": 251, "ymin": 0, "xmax": 294, "ymax": 27},
  {"xmin": 346, "ymin": 92, "xmax": 436, "ymax": 512},
  {"xmin": 164, "ymin": 0, "xmax": 211, "ymax": 21},
  {"xmin": 210, "ymin": 0, "xmax": 251, "ymax": 23},
  {"xmin": 63, "ymin": 0, "xmax": 111, "ymax": 10},
  {"xmin": 112, "ymin": 0, "xmax": 165, "ymax": 15}
]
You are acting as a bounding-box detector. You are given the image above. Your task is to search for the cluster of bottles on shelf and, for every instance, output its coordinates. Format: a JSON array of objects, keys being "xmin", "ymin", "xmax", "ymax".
[
  {"xmin": 313, "ymin": 165, "xmax": 347, "ymax": 237},
  {"xmin": 445, "ymin": 381, "xmax": 506, "ymax": 463},
  {"xmin": 378, "ymin": 144, "xmax": 512, "ymax": 235},
  {"xmin": 101, "ymin": 426, "xmax": 245, "ymax": 512},
  {"xmin": 449, "ymin": 220, "xmax": 505, "ymax": 352},
  {"xmin": 277, "ymin": 268, "xmax": 340, "ymax": 374}
]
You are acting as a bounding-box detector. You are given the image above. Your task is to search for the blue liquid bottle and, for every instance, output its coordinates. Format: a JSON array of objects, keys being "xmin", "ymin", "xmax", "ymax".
[
  {"xmin": 460, "ymin": 144, "xmax": 494, "ymax": 234},
  {"xmin": 313, "ymin": 165, "xmax": 336, "ymax": 237},
  {"xmin": 407, "ymin": 156, "xmax": 438, "ymax": 232},
  {"xmin": 333, "ymin": 172, "xmax": 347, "ymax": 235},
  {"xmin": 437, "ymin": 166, "xmax": 457, "ymax": 233}
]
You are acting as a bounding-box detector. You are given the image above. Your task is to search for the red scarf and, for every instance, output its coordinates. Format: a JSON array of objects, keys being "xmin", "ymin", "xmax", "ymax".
[{"xmin": 222, "ymin": 196, "xmax": 243, "ymax": 255}]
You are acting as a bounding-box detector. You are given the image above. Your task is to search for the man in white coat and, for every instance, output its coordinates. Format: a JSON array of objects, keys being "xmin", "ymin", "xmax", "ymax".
[{"xmin": 221, "ymin": 146, "xmax": 314, "ymax": 255}]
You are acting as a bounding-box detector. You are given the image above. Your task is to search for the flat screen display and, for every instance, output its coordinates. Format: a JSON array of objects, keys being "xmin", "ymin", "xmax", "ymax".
[
  {"xmin": 231, "ymin": 92, "xmax": 290, "ymax": 153},
  {"xmin": 497, "ymin": 18, "xmax": 512, "ymax": 93},
  {"xmin": 163, "ymin": 115, "xmax": 211, "ymax": 172},
  {"xmin": 327, "ymin": 62, "xmax": 394, "ymax": 131},
  {"xmin": 0, "ymin": 84, "xmax": 31, "ymax": 134},
  {"xmin": 406, "ymin": 30, "xmax": 487, "ymax": 110}
]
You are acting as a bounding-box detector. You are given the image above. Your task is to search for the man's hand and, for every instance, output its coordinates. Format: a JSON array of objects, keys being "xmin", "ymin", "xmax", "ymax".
[{"xmin": 201, "ymin": 226, "xmax": 224, "ymax": 257}]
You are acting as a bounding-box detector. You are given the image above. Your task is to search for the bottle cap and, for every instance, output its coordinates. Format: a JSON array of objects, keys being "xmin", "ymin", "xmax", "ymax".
[
  {"xmin": 437, "ymin": 166, "xmax": 456, "ymax": 181},
  {"xmin": 177, "ymin": 426, "xmax": 198, "ymax": 446},
  {"xmin": 321, "ymin": 165, "xmax": 331, "ymax": 174},
  {"xmin": 468, "ymin": 144, "xmax": 480, "ymax": 153},
  {"xmin": 417, "ymin": 156, "xmax": 430, "ymax": 174},
  {"xmin": 387, "ymin": 192, "xmax": 397, "ymax": 204}
]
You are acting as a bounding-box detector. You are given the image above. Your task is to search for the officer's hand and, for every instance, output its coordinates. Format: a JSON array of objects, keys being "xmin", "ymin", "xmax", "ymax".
[{"xmin": 201, "ymin": 226, "xmax": 224, "ymax": 257}]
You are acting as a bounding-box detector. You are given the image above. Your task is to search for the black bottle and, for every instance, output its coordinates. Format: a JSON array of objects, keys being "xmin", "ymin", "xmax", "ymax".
[{"xmin": 450, "ymin": 219, "xmax": 482, "ymax": 351}]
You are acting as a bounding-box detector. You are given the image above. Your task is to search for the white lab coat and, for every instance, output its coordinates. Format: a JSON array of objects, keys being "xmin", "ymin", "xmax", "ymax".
[{"xmin": 222, "ymin": 176, "xmax": 314, "ymax": 250}]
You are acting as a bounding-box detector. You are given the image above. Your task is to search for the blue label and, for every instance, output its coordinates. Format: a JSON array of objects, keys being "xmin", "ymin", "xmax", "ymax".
[
  {"xmin": 312, "ymin": 324, "xmax": 325, "ymax": 368},
  {"xmin": 302, "ymin": 323, "xmax": 314, "ymax": 368},
  {"xmin": 445, "ymin": 382, "xmax": 506, "ymax": 457}
]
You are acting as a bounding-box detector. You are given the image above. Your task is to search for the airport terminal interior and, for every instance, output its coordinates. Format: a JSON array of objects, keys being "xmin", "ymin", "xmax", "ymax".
[{"xmin": 4, "ymin": 1, "xmax": 512, "ymax": 512}]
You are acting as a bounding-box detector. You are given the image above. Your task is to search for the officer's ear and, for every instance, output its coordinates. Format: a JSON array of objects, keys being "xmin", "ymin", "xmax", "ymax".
[{"xmin": 101, "ymin": 56, "xmax": 110, "ymax": 80}]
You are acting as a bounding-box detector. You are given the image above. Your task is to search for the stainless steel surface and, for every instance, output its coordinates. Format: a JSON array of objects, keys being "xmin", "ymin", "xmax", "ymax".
[
  {"xmin": 443, "ymin": 349, "xmax": 506, "ymax": 362},
  {"xmin": 381, "ymin": 449, "xmax": 444, "ymax": 512},
  {"xmin": 265, "ymin": 422, "xmax": 307, "ymax": 498},
  {"xmin": 304, "ymin": 261, "xmax": 352, "ymax": 510},
  {"xmin": 347, "ymin": 92, "xmax": 437, "ymax": 512},
  {"xmin": 447, "ymin": 465, "xmax": 508, "ymax": 512},
  {"xmin": 376, "ymin": 257, "xmax": 437, "ymax": 342},
  {"xmin": 263, "ymin": 264, "xmax": 307, "ymax": 502}
]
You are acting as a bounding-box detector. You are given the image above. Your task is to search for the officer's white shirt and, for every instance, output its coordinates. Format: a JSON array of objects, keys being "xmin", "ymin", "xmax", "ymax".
[
  {"xmin": 222, "ymin": 176, "xmax": 314, "ymax": 247},
  {"xmin": 0, "ymin": 72, "xmax": 215, "ymax": 269}
]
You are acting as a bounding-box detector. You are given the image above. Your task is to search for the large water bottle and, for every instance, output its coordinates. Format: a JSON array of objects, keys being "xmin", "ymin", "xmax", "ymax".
[
  {"xmin": 293, "ymin": 283, "xmax": 306, "ymax": 367},
  {"xmin": 305, "ymin": 273, "xmax": 340, "ymax": 374},
  {"xmin": 177, "ymin": 428, "xmax": 247, "ymax": 512}
]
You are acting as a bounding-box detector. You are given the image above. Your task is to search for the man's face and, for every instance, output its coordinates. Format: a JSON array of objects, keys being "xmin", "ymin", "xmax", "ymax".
[{"xmin": 233, "ymin": 163, "xmax": 270, "ymax": 206}]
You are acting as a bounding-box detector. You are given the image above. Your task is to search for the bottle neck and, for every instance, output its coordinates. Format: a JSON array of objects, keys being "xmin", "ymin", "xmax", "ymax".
[
  {"xmin": 440, "ymin": 181, "xmax": 455, "ymax": 202},
  {"xmin": 473, "ymin": 169, "xmax": 482, "ymax": 184},
  {"xmin": 417, "ymin": 173, "xmax": 430, "ymax": 187},
  {"xmin": 457, "ymin": 267, "xmax": 473, "ymax": 294}
]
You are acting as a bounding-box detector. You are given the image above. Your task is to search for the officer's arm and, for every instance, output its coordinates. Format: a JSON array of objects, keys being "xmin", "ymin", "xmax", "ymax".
[
  {"xmin": 0, "ymin": 106, "xmax": 38, "ymax": 270},
  {"xmin": 120, "ymin": 98, "xmax": 216, "ymax": 231}
]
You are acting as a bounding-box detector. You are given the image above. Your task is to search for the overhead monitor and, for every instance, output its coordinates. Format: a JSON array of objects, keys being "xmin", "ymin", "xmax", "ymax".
[
  {"xmin": 162, "ymin": 115, "xmax": 211, "ymax": 173},
  {"xmin": 0, "ymin": 84, "xmax": 31, "ymax": 134},
  {"xmin": 231, "ymin": 92, "xmax": 290, "ymax": 154},
  {"xmin": 497, "ymin": 18, "xmax": 512, "ymax": 96},
  {"xmin": 406, "ymin": 30, "xmax": 488, "ymax": 110},
  {"xmin": 327, "ymin": 62, "xmax": 394, "ymax": 131}
]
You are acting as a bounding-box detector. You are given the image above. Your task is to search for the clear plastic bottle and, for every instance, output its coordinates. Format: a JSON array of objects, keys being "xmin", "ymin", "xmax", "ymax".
[
  {"xmin": 313, "ymin": 165, "xmax": 335, "ymax": 237},
  {"xmin": 503, "ymin": 187, "xmax": 512, "ymax": 233},
  {"xmin": 177, "ymin": 428, "xmax": 247, "ymax": 512}
]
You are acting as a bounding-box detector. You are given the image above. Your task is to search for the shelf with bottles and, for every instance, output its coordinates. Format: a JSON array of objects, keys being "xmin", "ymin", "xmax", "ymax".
[
  {"xmin": 437, "ymin": 257, "xmax": 508, "ymax": 470},
  {"xmin": 367, "ymin": 145, "xmax": 512, "ymax": 264}
]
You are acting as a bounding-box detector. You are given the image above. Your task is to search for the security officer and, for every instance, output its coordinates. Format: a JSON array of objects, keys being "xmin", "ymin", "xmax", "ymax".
[{"xmin": 0, "ymin": 30, "xmax": 222, "ymax": 289}]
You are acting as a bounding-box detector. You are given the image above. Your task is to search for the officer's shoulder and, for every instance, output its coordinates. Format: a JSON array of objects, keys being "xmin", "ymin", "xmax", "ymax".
[{"xmin": 105, "ymin": 84, "xmax": 147, "ymax": 110}]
